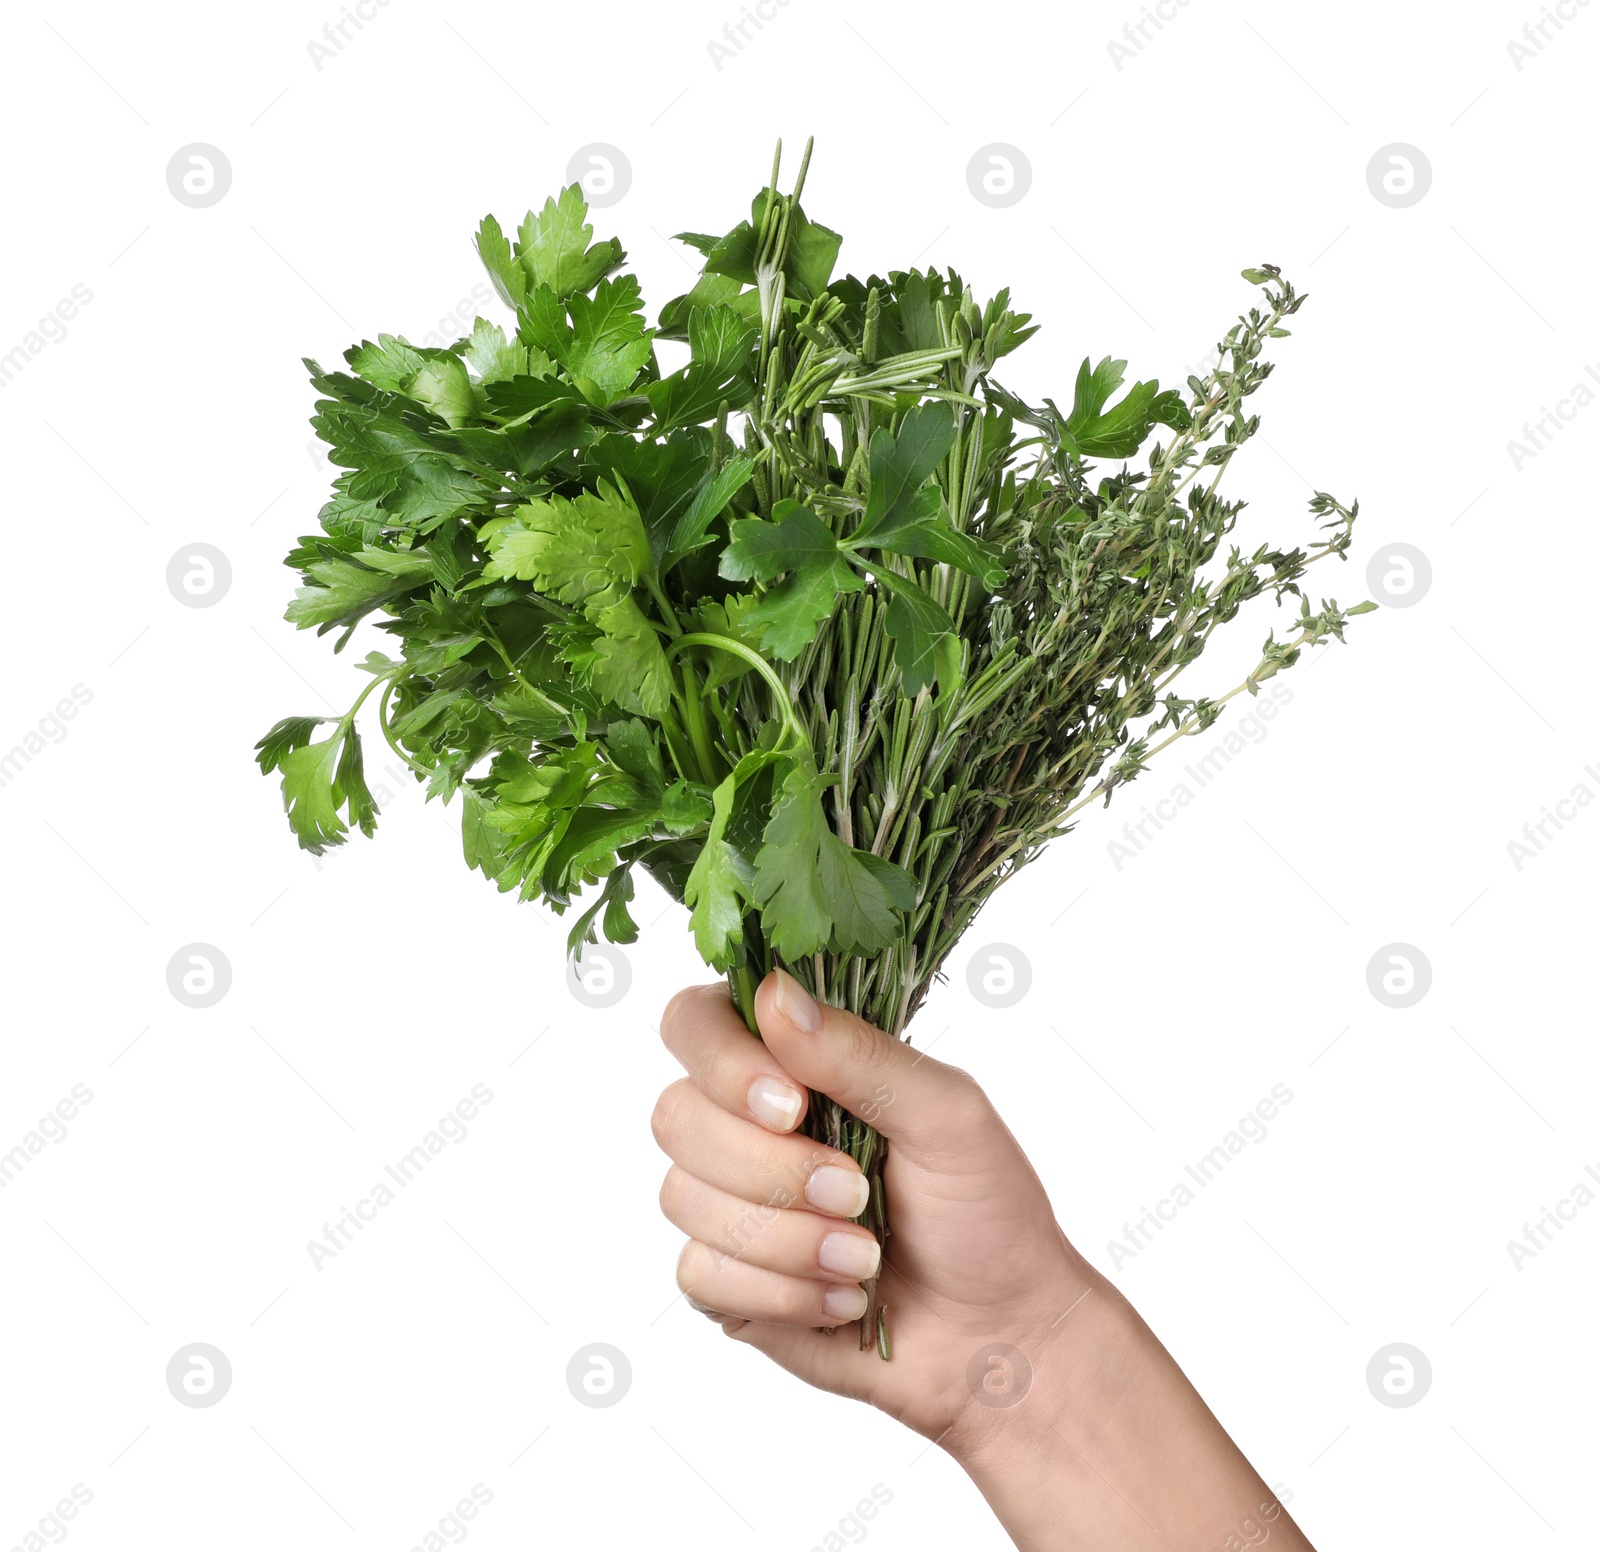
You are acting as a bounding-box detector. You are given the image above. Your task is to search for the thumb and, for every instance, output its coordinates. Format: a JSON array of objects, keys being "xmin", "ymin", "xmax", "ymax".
[{"xmin": 754, "ymin": 968, "xmax": 982, "ymax": 1161}]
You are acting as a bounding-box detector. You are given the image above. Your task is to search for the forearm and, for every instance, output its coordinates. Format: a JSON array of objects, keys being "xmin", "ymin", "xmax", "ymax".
[{"xmin": 947, "ymin": 1263, "xmax": 1313, "ymax": 1551}]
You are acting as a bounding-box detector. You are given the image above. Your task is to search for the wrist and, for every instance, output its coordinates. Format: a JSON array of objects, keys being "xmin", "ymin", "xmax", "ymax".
[
  {"xmin": 943, "ymin": 1256, "xmax": 1309, "ymax": 1550},
  {"xmin": 942, "ymin": 1256, "xmax": 1129, "ymax": 1488}
]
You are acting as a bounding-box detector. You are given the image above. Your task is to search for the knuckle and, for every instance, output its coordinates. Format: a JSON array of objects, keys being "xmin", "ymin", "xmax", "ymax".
[
  {"xmin": 659, "ymin": 986, "xmax": 700, "ymax": 1049},
  {"xmin": 942, "ymin": 1062, "xmax": 987, "ymax": 1106},
  {"xmin": 657, "ymin": 1166, "xmax": 687, "ymax": 1223},
  {"xmin": 838, "ymin": 1012, "xmax": 886, "ymax": 1075},
  {"xmin": 753, "ymin": 1140, "xmax": 814, "ymax": 1207},
  {"xmin": 700, "ymin": 1045, "xmax": 746, "ymax": 1113},
  {"xmin": 649, "ymin": 1079, "xmax": 696, "ymax": 1153},
  {"xmin": 757, "ymin": 1275, "xmax": 808, "ymax": 1323},
  {"xmin": 660, "ymin": 982, "xmax": 728, "ymax": 1053},
  {"xmin": 675, "ymin": 1235, "xmax": 700, "ymax": 1292},
  {"xmin": 675, "ymin": 1239, "xmax": 726, "ymax": 1308}
]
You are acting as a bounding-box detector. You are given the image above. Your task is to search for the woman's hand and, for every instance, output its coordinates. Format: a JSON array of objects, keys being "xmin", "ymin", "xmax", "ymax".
[{"xmin": 652, "ymin": 971, "xmax": 1316, "ymax": 1551}]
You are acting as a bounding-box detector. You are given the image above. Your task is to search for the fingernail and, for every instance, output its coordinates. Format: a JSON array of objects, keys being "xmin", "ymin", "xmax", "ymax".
[
  {"xmin": 747, "ymin": 1077, "xmax": 803, "ymax": 1131},
  {"xmin": 774, "ymin": 968, "xmax": 822, "ymax": 1034},
  {"xmin": 806, "ymin": 1164, "xmax": 870, "ymax": 1219},
  {"xmin": 822, "ymin": 1284, "xmax": 870, "ymax": 1321},
  {"xmin": 818, "ymin": 1231, "xmax": 881, "ymax": 1280}
]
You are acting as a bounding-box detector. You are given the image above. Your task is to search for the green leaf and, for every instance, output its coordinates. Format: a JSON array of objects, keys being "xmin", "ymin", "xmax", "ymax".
[
  {"xmin": 475, "ymin": 215, "xmax": 527, "ymax": 311},
  {"xmin": 664, "ymin": 456, "xmax": 755, "ymax": 571},
  {"xmin": 689, "ymin": 302, "xmax": 758, "ymax": 378},
  {"xmin": 515, "ymin": 284, "xmax": 572, "ymax": 364},
  {"xmin": 562, "ymin": 275, "xmax": 655, "ymax": 404},
  {"xmin": 683, "ymin": 773, "xmax": 747, "ymax": 970},
  {"xmin": 254, "ymin": 715, "xmax": 327, "ymax": 774},
  {"xmin": 853, "ymin": 517, "xmax": 1005, "ymax": 590},
  {"xmin": 749, "ymin": 759, "xmax": 832, "ymax": 960},
  {"xmin": 722, "ymin": 501, "xmax": 865, "ymax": 659},
  {"xmin": 602, "ymin": 867, "xmax": 640, "ymax": 941},
  {"xmin": 876, "ymin": 570, "xmax": 957, "ymax": 696},
  {"xmin": 277, "ymin": 723, "xmax": 377, "ymax": 854},
  {"xmin": 463, "ymin": 318, "xmax": 545, "ymax": 384},
  {"xmin": 461, "ymin": 783, "xmax": 518, "ymax": 885},
  {"xmin": 541, "ymin": 806, "xmax": 657, "ymax": 901},
  {"xmin": 588, "ymin": 431, "xmax": 706, "ymax": 563},
  {"xmin": 721, "ymin": 500, "xmax": 843, "ymax": 582},
  {"xmin": 682, "ymin": 594, "xmax": 764, "ymax": 690},
  {"xmin": 521, "ymin": 277, "xmax": 653, "ymax": 407},
  {"xmin": 658, "ymin": 270, "xmax": 746, "ymax": 338},
  {"xmin": 645, "ymin": 303, "xmax": 757, "ymax": 430},
  {"xmin": 509, "ymin": 402, "xmax": 595, "ymax": 475},
  {"xmin": 815, "ymin": 833, "xmax": 901, "ymax": 954},
  {"xmin": 483, "ymin": 481, "xmax": 652, "ymax": 612},
  {"xmin": 750, "ymin": 757, "xmax": 903, "ymax": 958},
  {"xmin": 1060, "ymin": 356, "xmax": 1191, "ymax": 460},
  {"xmin": 408, "ymin": 356, "xmax": 474, "ymax": 428},
  {"xmin": 853, "ymin": 850, "xmax": 918, "ymax": 912},
  {"xmin": 335, "ymin": 720, "xmax": 377, "ymax": 838},
  {"xmin": 783, "ymin": 208, "xmax": 843, "ymax": 301},
  {"xmin": 662, "ymin": 779, "xmax": 714, "ymax": 834},
  {"xmin": 859, "ymin": 402, "xmax": 955, "ymax": 537},
  {"xmin": 567, "ymin": 865, "xmax": 640, "ymax": 955},
  {"xmin": 385, "ymin": 459, "xmax": 486, "ymax": 532},
  {"xmin": 286, "ymin": 548, "xmax": 436, "ymax": 633},
  {"xmin": 745, "ymin": 563, "xmax": 862, "ymax": 660},
  {"xmin": 577, "ymin": 597, "xmax": 673, "ymax": 718},
  {"xmin": 512, "ymin": 186, "xmax": 625, "ymax": 300},
  {"xmin": 605, "ymin": 718, "xmax": 665, "ymax": 794},
  {"xmin": 347, "ymin": 334, "xmax": 426, "ymax": 392},
  {"xmin": 484, "ymin": 371, "xmax": 585, "ymax": 425},
  {"xmin": 702, "ymin": 219, "xmax": 760, "ymax": 285}
]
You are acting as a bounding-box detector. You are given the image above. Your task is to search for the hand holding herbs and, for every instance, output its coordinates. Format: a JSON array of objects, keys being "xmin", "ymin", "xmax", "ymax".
[
  {"xmin": 256, "ymin": 140, "xmax": 1371, "ymax": 1358},
  {"xmin": 654, "ymin": 973, "xmax": 1318, "ymax": 1552}
]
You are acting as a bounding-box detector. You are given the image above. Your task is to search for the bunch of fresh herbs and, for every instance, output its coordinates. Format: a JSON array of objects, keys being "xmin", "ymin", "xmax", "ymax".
[{"xmin": 256, "ymin": 140, "xmax": 1371, "ymax": 1356}]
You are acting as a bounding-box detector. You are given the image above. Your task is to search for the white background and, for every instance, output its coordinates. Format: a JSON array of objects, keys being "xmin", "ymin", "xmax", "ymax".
[{"xmin": 1, "ymin": 0, "xmax": 1595, "ymax": 1547}]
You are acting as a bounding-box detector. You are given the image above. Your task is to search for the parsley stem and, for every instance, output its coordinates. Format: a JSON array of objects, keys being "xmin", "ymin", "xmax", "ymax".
[
  {"xmin": 677, "ymin": 662, "xmax": 720, "ymax": 785},
  {"xmin": 340, "ymin": 671, "xmax": 388, "ymax": 728},
  {"xmin": 666, "ymin": 633, "xmax": 810, "ymax": 752},
  {"xmin": 644, "ymin": 575, "xmax": 682, "ymax": 637},
  {"xmin": 482, "ymin": 625, "xmax": 569, "ymax": 721},
  {"xmin": 377, "ymin": 678, "xmax": 431, "ymax": 776},
  {"xmin": 730, "ymin": 958, "xmax": 762, "ymax": 1037}
]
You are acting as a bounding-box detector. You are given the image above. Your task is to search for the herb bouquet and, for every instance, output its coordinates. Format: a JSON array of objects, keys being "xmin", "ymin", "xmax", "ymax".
[{"xmin": 257, "ymin": 141, "xmax": 1370, "ymax": 1356}]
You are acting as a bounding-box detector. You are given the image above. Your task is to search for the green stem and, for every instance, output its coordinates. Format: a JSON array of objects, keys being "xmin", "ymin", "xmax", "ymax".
[
  {"xmin": 482, "ymin": 626, "xmax": 569, "ymax": 721},
  {"xmin": 645, "ymin": 575, "xmax": 683, "ymax": 637},
  {"xmin": 376, "ymin": 679, "xmax": 430, "ymax": 776},
  {"xmin": 338, "ymin": 671, "xmax": 388, "ymax": 729},
  {"xmin": 730, "ymin": 959, "xmax": 761, "ymax": 1036},
  {"xmin": 677, "ymin": 662, "xmax": 720, "ymax": 785},
  {"xmin": 665, "ymin": 633, "xmax": 810, "ymax": 752}
]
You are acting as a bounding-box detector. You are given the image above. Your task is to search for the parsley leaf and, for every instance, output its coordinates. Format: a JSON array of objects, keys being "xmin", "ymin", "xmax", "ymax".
[
  {"xmin": 857, "ymin": 401, "xmax": 955, "ymax": 537},
  {"xmin": 483, "ymin": 186, "xmax": 626, "ymax": 302},
  {"xmin": 576, "ymin": 597, "xmax": 672, "ymax": 718},
  {"xmin": 683, "ymin": 772, "xmax": 747, "ymax": 970},
  {"xmin": 483, "ymin": 482, "xmax": 653, "ymax": 610},
  {"xmin": 664, "ymin": 456, "xmax": 756, "ymax": 572},
  {"xmin": 875, "ymin": 569, "xmax": 957, "ymax": 696},
  {"xmin": 751, "ymin": 757, "xmax": 904, "ymax": 958},
  {"xmin": 720, "ymin": 500, "xmax": 865, "ymax": 659},
  {"xmin": 521, "ymin": 277, "xmax": 654, "ymax": 407},
  {"xmin": 285, "ymin": 547, "xmax": 435, "ymax": 637},
  {"xmin": 1060, "ymin": 356, "xmax": 1191, "ymax": 459},
  {"xmin": 274, "ymin": 721, "xmax": 377, "ymax": 854}
]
